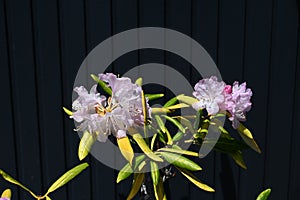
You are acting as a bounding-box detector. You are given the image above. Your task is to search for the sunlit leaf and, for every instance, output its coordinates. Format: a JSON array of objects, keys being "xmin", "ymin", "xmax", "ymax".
[
  {"xmin": 176, "ymin": 95, "xmax": 198, "ymax": 105},
  {"xmin": 1, "ymin": 189, "xmax": 11, "ymax": 198},
  {"xmin": 158, "ymin": 147, "xmax": 199, "ymax": 157},
  {"xmin": 90, "ymin": 74, "xmax": 112, "ymax": 95},
  {"xmin": 117, "ymin": 155, "xmax": 146, "ymax": 183},
  {"xmin": 154, "ymin": 176, "xmax": 165, "ymax": 200},
  {"xmin": 127, "ymin": 173, "xmax": 145, "ymax": 200},
  {"xmin": 172, "ymin": 131, "xmax": 184, "ymax": 142},
  {"xmin": 159, "ymin": 152, "xmax": 202, "ymax": 171},
  {"xmin": 163, "ymin": 95, "xmax": 180, "ymax": 108},
  {"xmin": 151, "ymin": 107, "xmax": 170, "ymax": 114},
  {"xmin": 151, "ymin": 133, "xmax": 157, "ymax": 150},
  {"xmin": 62, "ymin": 107, "xmax": 73, "ymax": 116},
  {"xmin": 145, "ymin": 93, "xmax": 164, "ymax": 101},
  {"xmin": 174, "ymin": 116, "xmax": 195, "ymax": 133},
  {"xmin": 135, "ymin": 77, "xmax": 143, "ymax": 86},
  {"xmin": 0, "ymin": 169, "xmax": 37, "ymax": 198},
  {"xmin": 166, "ymin": 103, "xmax": 189, "ymax": 110},
  {"xmin": 237, "ymin": 123, "xmax": 261, "ymax": 153},
  {"xmin": 117, "ymin": 136, "xmax": 134, "ymax": 165},
  {"xmin": 162, "ymin": 115, "xmax": 185, "ymax": 133},
  {"xmin": 46, "ymin": 196, "xmax": 52, "ymax": 200},
  {"xmin": 256, "ymin": 188, "xmax": 271, "ymax": 200},
  {"xmin": 177, "ymin": 168, "xmax": 214, "ymax": 192},
  {"xmin": 47, "ymin": 163, "xmax": 89, "ymax": 194},
  {"xmin": 78, "ymin": 131, "xmax": 95, "ymax": 161},
  {"xmin": 131, "ymin": 132, "xmax": 163, "ymax": 162},
  {"xmin": 150, "ymin": 161, "xmax": 160, "ymax": 186}
]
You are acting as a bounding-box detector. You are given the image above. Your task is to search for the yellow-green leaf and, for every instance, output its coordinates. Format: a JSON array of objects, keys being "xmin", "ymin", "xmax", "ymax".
[
  {"xmin": 151, "ymin": 133, "xmax": 157, "ymax": 150},
  {"xmin": 0, "ymin": 169, "xmax": 37, "ymax": 198},
  {"xmin": 176, "ymin": 95, "xmax": 198, "ymax": 105},
  {"xmin": 131, "ymin": 132, "xmax": 163, "ymax": 162},
  {"xmin": 163, "ymin": 95, "xmax": 180, "ymax": 108},
  {"xmin": 154, "ymin": 176, "xmax": 165, "ymax": 200},
  {"xmin": 78, "ymin": 131, "xmax": 95, "ymax": 161},
  {"xmin": 230, "ymin": 151, "xmax": 247, "ymax": 169},
  {"xmin": 155, "ymin": 115, "xmax": 173, "ymax": 145},
  {"xmin": 127, "ymin": 173, "xmax": 145, "ymax": 200},
  {"xmin": 46, "ymin": 196, "xmax": 52, "ymax": 200},
  {"xmin": 166, "ymin": 103, "xmax": 189, "ymax": 110},
  {"xmin": 117, "ymin": 155, "xmax": 145, "ymax": 183},
  {"xmin": 177, "ymin": 168, "xmax": 214, "ymax": 192},
  {"xmin": 1, "ymin": 189, "xmax": 11, "ymax": 198},
  {"xmin": 47, "ymin": 163, "xmax": 89, "ymax": 194},
  {"xmin": 151, "ymin": 107, "xmax": 170, "ymax": 114},
  {"xmin": 237, "ymin": 123, "xmax": 261, "ymax": 153},
  {"xmin": 162, "ymin": 115, "xmax": 186, "ymax": 133},
  {"xmin": 174, "ymin": 116, "xmax": 195, "ymax": 133},
  {"xmin": 135, "ymin": 77, "xmax": 143, "ymax": 86},
  {"xmin": 145, "ymin": 93, "xmax": 164, "ymax": 101},
  {"xmin": 158, "ymin": 147, "xmax": 199, "ymax": 157},
  {"xmin": 159, "ymin": 152, "xmax": 202, "ymax": 171},
  {"xmin": 256, "ymin": 188, "xmax": 271, "ymax": 200},
  {"xmin": 62, "ymin": 107, "xmax": 73, "ymax": 116},
  {"xmin": 117, "ymin": 136, "xmax": 134, "ymax": 165},
  {"xmin": 90, "ymin": 74, "xmax": 112, "ymax": 95},
  {"xmin": 150, "ymin": 161, "xmax": 160, "ymax": 186},
  {"xmin": 172, "ymin": 131, "xmax": 184, "ymax": 142}
]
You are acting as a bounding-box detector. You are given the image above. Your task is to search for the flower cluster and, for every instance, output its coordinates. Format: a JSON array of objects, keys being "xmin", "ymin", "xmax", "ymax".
[
  {"xmin": 71, "ymin": 73, "xmax": 150, "ymax": 142},
  {"xmin": 192, "ymin": 76, "xmax": 252, "ymax": 129}
]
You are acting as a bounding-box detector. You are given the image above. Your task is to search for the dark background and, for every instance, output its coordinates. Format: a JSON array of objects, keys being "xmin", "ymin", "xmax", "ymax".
[{"xmin": 0, "ymin": 0, "xmax": 300, "ymax": 199}]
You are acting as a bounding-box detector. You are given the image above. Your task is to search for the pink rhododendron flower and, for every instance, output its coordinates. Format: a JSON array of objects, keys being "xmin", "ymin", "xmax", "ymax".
[
  {"xmin": 71, "ymin": 73, "xmax": 150, "ymax": 142},
  {"xmin": 192, "ymin": 76, "xmax": 226, "ymax": 115},
  {"xmin": 226, "ymin": 81, "xmax": 252, "ymax": 129}
]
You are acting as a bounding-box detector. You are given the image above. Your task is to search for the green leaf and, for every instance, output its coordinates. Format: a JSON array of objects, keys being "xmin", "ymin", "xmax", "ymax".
[
  {"xmin": 90, "ymin": 74, "xmax": 112, "ymax": 95},
  {"xmin": 194, "ymin": 109, "xmax": 202, "ymax": 130},
  {"xmin": 163, "ymin": 95, "xmax": 180, "ymax": 108},
  {"xmin": 159, "ymin": 152, "xmax": 202, "ymax": 171},
  {"xmin": 116, "ymin": 155, "xmax": 146, "ymax": 183},
  {"xmin": 47, "ymin": 163, "xmax": 89, "ymax": 194},
  {"xmin": 176, "ymin": 95, "xmax": 198, "ymax": 105},
  {"xmin": 155, "ymin": 115, "xmax": 173, "ymax": 145},
  {"xmin": 1, "ymin": 189, "xmax": 11, "ymax": 198},
  {"xmin": 174, "ymin": 116, "xmax": 195, "ymax": 133},
  {"xmin": 127, "ymin": 173, "xmax": 145, "ymax": 200},
  {"xmin": 177, "ymin": 167, "xmax": 215, "ymax": 192},
  {"xmin": 151, "ymin": 107, "xmax": 170, "ymax": 114},
  {"xmin": 237, "ymin": 123, "xmax": 261, "ymax": 153},
  {"xmin": 166, "ymin": 103, "xmax": 189, "ymax": 110},
  {"xmin": 135, "ymin": 77, "xmax": 143, "ymax": 86},
  {"xmin": 0, "ymin": 169, "xmax": 37, "ymax": 198},
  {"xmin": 230, "ymin": 151, "xmax": 247, "ymax": 169},
  {"xmin": 150, "ymin": 161, "xmax": 160, "ymax": 186},
  {"xmin": 131, "ymin": 132, "xmax": 163, "ymax": 162},
  {"xmin": 145, "ymin": 93, "xmax": 164, "ymax": 101},
  {"xmin": 256, "ymin": 188, "xmax": 271, "ymax": 200},
  {"xmin": 154, "ymin": 176, "xmax": 165, "ymax": 200},
  {"xmin": 151, "ymin": 133, "xmax": 157, "ymax": 150},
  {"xmin": 158, "ymin": 147, "xmax": 199, "ymax": 157},
  {"xmin": 46, "ymin": 196, "xmax": 52, "ymax": 200},
  {"xmin": 62, "ymin": 107, "xmax": 73, "ymax": 116},
  {"xmin": 172, "ymin": 131, "xmax": 184, "ymax": 142},
  {"xmin": 117, "ymin": 136, "xmax": 134, "ymax": 165},
  {"xmin": 162, "ymin": 115, "xmax": 186, "ymax": 133},
  {"xmin": 78, "ymin": 131, "xmax": 95, "ymax": 161}
]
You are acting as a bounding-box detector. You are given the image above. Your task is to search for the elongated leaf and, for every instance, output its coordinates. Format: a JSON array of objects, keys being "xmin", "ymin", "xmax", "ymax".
[
  {"xmin": 135, "ymin": 77, "xmax": 143, "ymax": 86},
  {"xmin": 177, "ymin": 168, "xmax": 214, "ymax": 192},
  {"xmin": 176, "ymin": 95, "xmax": 198, "ymax": 105},
  {"xmin": 194, "ymin": 110, "xmax": 202, "ymax": 130},
  {"xmin": 166, "ymin": 103, "xmax": 189, "ymax": 110},
  {"xmin": 117, "ymin": 136, "xmax": 134, "ymax": 165},
  {"xmin": 131, "ymin": 132, "xmax": 163, "ymax": 162},
  {"xmin": 62, "ymin": 107, "xmax": 73, "ymax": 116},
  {"xmin": 256, "ymin": 188, "xmax": 271, "ymax": 200},
  {"xmin": 159, "ymin": 152, "xmax": 201, "ymax": 171},
  {"xmin": 127, "ymin": 173, "xmax": 145, "ymax": 200},
  {"xmin": 155, "ymin": 115, "xmax": 173, "ymax": 145},
  {"xmin": 172, "ymin": 131, "xmax": 184, "ymax": 142},
  {"xmin": 174, "ymin": 116, "xmax": 195, "ymax": 133},
  {"xmin": 237, "ymin": 123, "xmax": 261, "ymax": 153},
  {"xmin": 47, "ymin": 163, "xmax": 89, "ymax": 194},
  {"xmin": 46, "ymin": 196, "xmax": 52, "ymax": 200},
  {"xmin": 1, "ymin": 189, "xmax": 11, "ymax": 198},
  {"xmin": 117, "ymin": 155, "xmax": 146, "ymax": 183},
  {"xmin": 163, "ymin": 115, "xmax": 185, "ymax": 133},
  {"xmin": 158, "ymin": 148, "xmax": 199, "ymax": 157},
  {"xmin": 78, "ymin": 131, "xmax": 95, "ymax": 161},
  {"xmin": 151, "ymin": 133, "xmax": 157, "ymax": 150},
  {"xmin": 90, "ymin": 74, "xmax": 112, "ymax": 95},
  {"xmin": 0, "ymin": 169, "xmax": 37, "ymax": 198},
  {"xmin": 230, "ymin": 151, "xmax": 247, "ymax": 169},
  {"xmin": 145, "ymin": 93, "xmax": 164, "ymax": 101},
  {"xmin": 163, "ymin": 95, "xmax": 180, "ymax": 108},
  {"xmin": 150, "ymin": 161, "xmax": 160, "ymax": 186},
  {"xmin": 154, "ymin": 176, "xmax": 165, "ymax": 200}
]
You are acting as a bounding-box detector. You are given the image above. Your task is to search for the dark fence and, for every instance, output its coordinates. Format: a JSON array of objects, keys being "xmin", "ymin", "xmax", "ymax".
[{"xmin": 0, "ymin": 0, "xmax": 299, "ymax": 199}]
